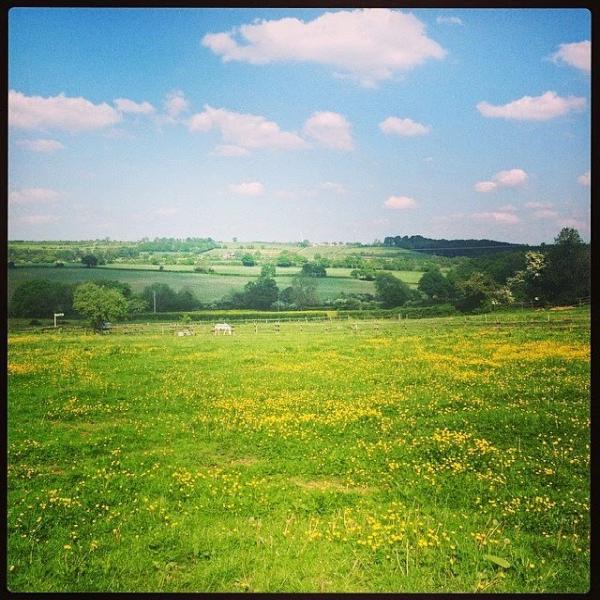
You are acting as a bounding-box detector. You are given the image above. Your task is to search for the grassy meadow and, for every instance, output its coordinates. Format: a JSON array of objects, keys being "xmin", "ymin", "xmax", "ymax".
[
  {"xmin": 7, "ymin": 307, "xmax": 590, "ymax": 592},
  {"xmin": 8, "ymin": 265, "xmax": 423, "ymax": 307}
]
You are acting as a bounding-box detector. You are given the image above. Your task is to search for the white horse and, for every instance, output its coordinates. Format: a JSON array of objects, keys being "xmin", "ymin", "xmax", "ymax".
[{"xmin": 213, "ymin": 323, "xmax": 233, "ymax": 335}]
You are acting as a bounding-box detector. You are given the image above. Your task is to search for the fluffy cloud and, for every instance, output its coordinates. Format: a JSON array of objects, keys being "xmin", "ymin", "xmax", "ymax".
[
  {"xmin": 9, "ymin": 90, "xmax": 121, "ymax": 131},
  {"xmin": 384, "ymin": 195, "xmax": 417, "ymax": 209},
  {"xmin": 379, "ymin": 116, "xmax": 431, "ymax": 137},
  {"xmin": 164, "ymin": 90, "xmax": 190, "ymax": 118},
  {"xmin": 436, "ymin": 15, "xmax": 463, "ymax": 25},
  {"xmin": 551, "ymin": 41, "xmax": 591, "ymax": 73},
  {"xmin": 493, "ymin": 169, "xmax": 528, "ymax": 187},
  {"xmin": 477, "ymin": 91, "xmax": 586, "ymax": 121},
  {"xmin": 474, "ymin": 181, "xmax": 497, "ymax": 193},
  {"xmin": 303, "ymin": 112, "xmax": 354, "ymax": 150},
  {"xmin": 577, "ymin": 171, "xmax": 590, "ymax": 187},
  {"xmin": 16, "ymin": 138, "xmax": 65, "ymax": 152},
  {"xmin": 229, "ymin": 181, "xmax": 265, "ymax": 196},
  {"xmin": 9, "ymin": 187, "xmax": 60, "ymax": 204},
  {"xmin": 189, "ymin": 105, "xmax": 308, "ymax": 152},
  {"xmin": 202, "ymin": 9, "xmax": 446, "ymax": 87},
  {"xmin": 114, "ymin": 98, "xmax": 155, "ymax": 114},
  {"xmin": 474, "ymin": 169, "xmax": 528, "ymax": 193},
  {"xmin": 471, "ymin": 211, "xmax": 520, "ymax": 224}
]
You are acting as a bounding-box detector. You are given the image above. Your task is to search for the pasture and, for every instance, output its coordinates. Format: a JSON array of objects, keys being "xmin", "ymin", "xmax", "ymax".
[
  {"xmin": 7, "ymin": 308, "xmax": 590, "ymax": 592},
  {"xmin": 8, "ymin": 265, "xmax": 422, "ymax": 308}
]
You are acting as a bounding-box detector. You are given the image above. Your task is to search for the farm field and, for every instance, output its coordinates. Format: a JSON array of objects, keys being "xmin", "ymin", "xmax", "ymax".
[
  {"xmin": 7, "ymin": 307, "xmax": 590, "ymax": 592},
  {"xmin": 8, "ymin": 266, "xmax": 423, "ymax": 308}
]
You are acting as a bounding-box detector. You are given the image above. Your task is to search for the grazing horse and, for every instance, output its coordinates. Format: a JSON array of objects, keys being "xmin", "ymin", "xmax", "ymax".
[{"xmin": 213, "ymin": 323, "xmax": 233, "ymax": 335}]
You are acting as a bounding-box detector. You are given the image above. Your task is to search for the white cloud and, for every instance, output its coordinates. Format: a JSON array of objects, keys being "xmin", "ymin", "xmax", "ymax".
[
  {"xmin": 229, "ymin": 181, "xmax": 265, "ymax": 196},
  {"xmin": 498, "ymin": 204, "xmax": 518, "ymax": 212},
  {"xmin": 303, "ymin": 111, "xmax": 354, "ymax": 150},
  {"xmin": 474, "ymin": 181, "xmax": 497, "ymax": 193},
  {"xmin": 9, "ymin": 187, "xmax": 60, "ymax": 204},
  {"xmin": 551, "ymin": 41, "xmax": 591, "ymax": 73},
  {"xmin": 493, "ymin": 168, "xmax": 528, "ymax": 187},
  {"xmin": 212, "ymin": 144, "xmax": 250, "ymax": 157},
  {"xmin": 436, "ymin": 15, "xmax": 463, "ymax": 26},
  {"xmin": 474, "ymin": 168, "xmax": 528, "ymax": 193},
  {"xmin": 14, "ymin": 214, "xmax": 59, "ymax": 225},
  {"xmin": 189, "ymin": 105, "xmax": 308, "ymax": 152},
  {"xmin": 114, "ymin": 98, "xmax": 155, "ymax": 114},
  {"xmin": 577, "ymin": 171, "xmax": 590, "ymax": 187},
  {"xmin": 202, "ymin": 8, "xmax": 446, "ymax": 87},
  {"xmin": 471, "ymin": 211, "xmax": 520, "ymax": 224},
  {"xmin": 379, "ymin": 116, "xmax": 431, "ymax": 137},
  {"xmin": 16, "ymin": 138, "xmax": 65, "ymax": 152},
  {"xmin": 477, "ymin": 91, "xmax": 586, "ymax": 121},
  {"xmin": 164, "ymin": 90, "xmax": 190, "ymax": 118},
  {"xmin": 384, "ymin": 195, "xmax": 417, "ymax": 209},
  {"xmin": 9, "ymin": 90, "xmax": 121, "ymax": 131}
]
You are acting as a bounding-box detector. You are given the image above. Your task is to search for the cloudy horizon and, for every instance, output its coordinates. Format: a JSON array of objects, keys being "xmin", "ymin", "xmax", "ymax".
[{"xmin": 8, "ymin": 8, "xmax": 591, "ymax": 244}]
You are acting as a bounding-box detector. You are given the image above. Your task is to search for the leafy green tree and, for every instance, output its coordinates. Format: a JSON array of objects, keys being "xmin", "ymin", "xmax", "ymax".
[
  {"xmin": 73, "ymin": 282, "xmax": 127, "ymax": 330},
  {"xmin": 126, "ymin": 297, "xmax": 149, "ymax": 315},
  {"xmin": 418, "ymin": 268, "xmax": 453, "ymax": 301},
  {"xmin": 241, "ymin": 254, "xmax": 256, "ymax": 266},
  {"xmin": 260, "ymin": 263, "xmax": 276, "ymax": 279},
  {"xmin": 243, "ymin": 277, "xmax": 279, "ymax": 309},
  {"xmin": 81, "ymin": 254, "xmax": 98, "ymax": 268},
  {"xmin": 301, "ymin": 262, "xmax": 327, "ymax": 277},
  {"xmin": 10, "ymin": 280, "xmax": 74, "ymax": 317},
  {"xmin": 507, "ymin": 251, "xmax": 546, "ymax": 303},
  {"xmin": 175, "ymin": 288, "xmax": 200, "ymax": 311},
  {"xmin": 280, "ymin": 274, "xmax": 319, "ymax": 309},
  {"xmin": 542, "ymin": 228, "xmax": 590, "ymax": 304},
  {"xmin": 454, "ymin": 272, "xmax": 498, "ymax": 312},
  {"xmin": 374, "ymin": 272, "xmax": 411, "ymax": 308},
  {"xmin": 141, "ymin": 283, "xmax": 179, "ymax": 312},
  {"xmin": 93, "ymin": 280, "xmax": 132, "ymax": 298}
]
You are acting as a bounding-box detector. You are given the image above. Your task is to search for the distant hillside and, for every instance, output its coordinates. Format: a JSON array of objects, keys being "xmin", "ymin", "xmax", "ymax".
[{"xmin": 382, "ymin": 235, "xmax": 533, "ymax": 257}]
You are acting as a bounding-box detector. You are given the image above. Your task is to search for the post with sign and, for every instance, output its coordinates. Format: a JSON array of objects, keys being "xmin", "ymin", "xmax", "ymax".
[{"xmin": 54, "ymin": 312, "xmax": 64, "ymax": 328}]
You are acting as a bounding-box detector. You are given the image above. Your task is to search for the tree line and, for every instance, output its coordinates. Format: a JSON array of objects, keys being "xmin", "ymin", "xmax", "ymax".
[{"xmin": 9, "ymin": 228, "xmax": 589, "ymax": 329}]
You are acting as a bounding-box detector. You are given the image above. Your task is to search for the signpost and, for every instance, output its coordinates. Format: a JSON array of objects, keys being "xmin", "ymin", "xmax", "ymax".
[{"xmin": 54, "ymin": 312, "xmax": 64, "ymax": 327}]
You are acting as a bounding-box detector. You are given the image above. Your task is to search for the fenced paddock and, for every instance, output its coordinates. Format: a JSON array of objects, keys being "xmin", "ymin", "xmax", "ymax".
[{"xmin": 83, "ymin": 306, "xmax": 591, "ymax": 339}]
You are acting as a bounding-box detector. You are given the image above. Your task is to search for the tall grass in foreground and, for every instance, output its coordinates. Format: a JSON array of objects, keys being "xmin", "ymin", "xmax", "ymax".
[{"xmin": 7, "ymin": 308, "xmax": 589, "ymax": 592}]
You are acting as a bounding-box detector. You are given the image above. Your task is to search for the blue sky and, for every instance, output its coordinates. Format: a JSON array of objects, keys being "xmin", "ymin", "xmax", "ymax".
[{"xmin": 8, "ymin": 7, "xmax": 591, "ymax": 243}]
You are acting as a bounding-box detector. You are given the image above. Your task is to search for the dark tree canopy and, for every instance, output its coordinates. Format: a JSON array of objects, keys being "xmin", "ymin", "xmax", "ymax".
[
  {"xmin": 81, "ymin": 254, "xmax": 98, "ymax": 268},
  {"xmin": 301, "ymin": 262, "xmax": 327, "ymax": 277},
  {"xmin": 10, "ymin": 280, "xmax": 74, "ymax": 318},
  {"xmin": 417, "ymin": 268, "xmax": 453, "ymax": 301},
  {"xmin": 243, "ymin": 277, "xmax": 279, "ymax": 309},
  {"xmin": 374, "ymin": 272, "xmax": 411, "ymax": 308}
]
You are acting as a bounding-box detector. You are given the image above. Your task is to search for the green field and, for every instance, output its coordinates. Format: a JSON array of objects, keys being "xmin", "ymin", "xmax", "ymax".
[
  {"xmin": 7, "ymin": 308, "xmax": 590, "ymax": 592},
  {"xmin": 8, "ymin": 266, "xmax": 424, "ymax": 307}
]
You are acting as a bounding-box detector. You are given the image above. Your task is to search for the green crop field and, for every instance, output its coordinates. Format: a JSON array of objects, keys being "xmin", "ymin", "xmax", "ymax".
[
  {"xmin": 7, "ymin": 308, "xmax": 590, "ymax": 592},
  {"xmin": 8, "ymin": 266, "xmax": 423, "ymax": 309}
]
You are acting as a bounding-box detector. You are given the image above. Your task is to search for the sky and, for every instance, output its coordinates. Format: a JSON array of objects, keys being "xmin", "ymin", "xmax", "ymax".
[{"xmin": 8, "ymin": 7, "xmax": 591, "ymax": 244}]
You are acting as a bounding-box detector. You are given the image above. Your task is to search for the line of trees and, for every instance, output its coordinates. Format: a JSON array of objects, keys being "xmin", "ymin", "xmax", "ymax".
[{"xmin": 8, "ymin": 228, "xmax": 589, "ymax": 325}]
